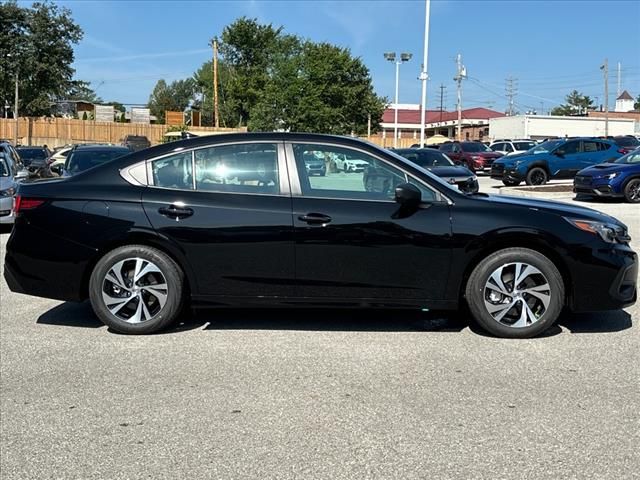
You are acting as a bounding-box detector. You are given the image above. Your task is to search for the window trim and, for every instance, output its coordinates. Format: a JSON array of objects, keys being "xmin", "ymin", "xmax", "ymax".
[
  {"xmin": 284, "ymin": 141, "xmax": 450, "ymax": 205},
  {"xmin": 127, "ymin": 141, "xmax": 290, "ymax": 197}
]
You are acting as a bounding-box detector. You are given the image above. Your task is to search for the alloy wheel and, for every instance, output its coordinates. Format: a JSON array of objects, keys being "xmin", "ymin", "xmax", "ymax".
[
  {"xmin": 530, "ymin": 170, "xmax": 546, "ymax": 185},
  {"xmin": 101, "ymin": 257, "xmax": 168, "ymax": 324},
  {"xmin": 628, "ymin": 180, "xmax": 640, "ymax": 202},
  {"xmin": 483, "ymin": 262, "xmax": 551, "ymax": 328}
]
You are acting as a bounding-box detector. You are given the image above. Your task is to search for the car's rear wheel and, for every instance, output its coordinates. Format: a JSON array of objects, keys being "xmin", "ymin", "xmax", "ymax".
[
  {"xmin": 502, "ymin": 179, "xmax": 521, "ymax": 187},
  {"xmin": 465, "ymin": 248, "xmax": 564, "ymax": 338},
  {"xmin": 526, "ymin": 167, "xmax": 548, "ymax": 186},
  {"xmin": 89, "ymin": 245, "xmax": 184, "ymax": 334},
  {"xmin": 623, "ymin": 178, "xmax": 640, "ymax": 203}
]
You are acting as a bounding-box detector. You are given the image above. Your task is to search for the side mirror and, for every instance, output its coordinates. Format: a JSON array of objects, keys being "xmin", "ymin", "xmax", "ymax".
[
  {"xmin": 395, "ymin": 183, "xmax": 422, "ymax": 208},
  {"xmin": 50, "ymin": 164, "xmax": 64, "ymax": 176},
  {"xmin": 554, "ymin": 150, "xmax": 564, "ymax": 158}
]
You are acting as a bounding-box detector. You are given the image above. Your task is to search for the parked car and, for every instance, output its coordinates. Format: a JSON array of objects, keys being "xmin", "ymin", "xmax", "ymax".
[
  {"xmin": 58, "ymin": 144, "xmax": 131, "ymax": 176},
  {"xmin": 15, "ymin": 146, "xmax": 55, "ymax": 178},
  {"xmin": 121, "ymin": 135, "xmax": 151, "ymax": 152},
  {"xmin": 49, "ymin": 145, "xmax": 74, "ymax": 166},
  {"xmin": 5, "ymin": 133, "xmax": 637, "ymax": 339},
  {"xmin": 302, "ymin": 151, "xmax": 326, "ymax": 176},
  {"xmin": 332, "ymin": 152, "xmax": 369, "ymax": 172},
  {"xmin": 611, "ymin": 135, "xmax": 640, "ymax": 155},
  {"xmin": 491, "ymin": 138, "xmax": 623, "ymax": 186},
  {"xmin": 489, "ymin": 139, "xmax": 537, "ymax": 156},
  {"xmin": 0, "ymin": 141, "xmax": 25, "ymax": 172},
  {"xmin": 574, "ymin": 147, "xmax": 640, "ymax": 203},
  {"xmin": 438, "ymin": 141, "xmax": 503, "ymax": 173},
  {"xmin": 392, "ymin": 148, "xmax": 479, "ymax": 193},
  {"xmin": 0, "ymin": 153, "xmax": 17, "ymax": 225}
]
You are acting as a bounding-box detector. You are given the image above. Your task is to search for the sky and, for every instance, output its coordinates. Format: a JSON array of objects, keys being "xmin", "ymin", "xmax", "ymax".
[{"xmin": 49, "ymin": 0, "xmax": 640, "ymax": 113}]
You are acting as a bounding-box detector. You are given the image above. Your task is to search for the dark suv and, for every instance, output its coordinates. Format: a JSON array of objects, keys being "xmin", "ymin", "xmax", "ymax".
[
  {"xmin": 439, "ymin": 141, "xmax": 503, "ymax": 173},
  {"xmin": 491, "ymin": 138, "xmax": 623, "ymax": 186},
  {"xmin": 121, "ymin": 135, "xmax": 151, "ymax": 152}
]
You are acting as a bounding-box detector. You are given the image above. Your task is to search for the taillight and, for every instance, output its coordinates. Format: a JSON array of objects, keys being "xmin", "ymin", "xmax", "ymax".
[{"xmin": 13, "ymin": 195, "xmax": 45, "ymax": 215}]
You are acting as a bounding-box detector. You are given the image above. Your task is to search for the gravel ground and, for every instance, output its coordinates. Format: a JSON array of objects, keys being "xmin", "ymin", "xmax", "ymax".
[{"xmin": 1, "ymin": 183, "xmax": 638, "ymax": 479}]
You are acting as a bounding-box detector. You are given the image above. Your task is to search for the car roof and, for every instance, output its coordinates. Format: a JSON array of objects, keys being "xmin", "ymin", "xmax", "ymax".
[{"xmin": 71, "ymin": 144, "xmax": 129, "ymax": 151}]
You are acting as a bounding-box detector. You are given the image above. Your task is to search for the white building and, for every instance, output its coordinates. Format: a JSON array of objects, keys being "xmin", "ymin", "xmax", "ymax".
[
  {"xmin": 489, "ymin": 114, "xmax": 638, "ymax": 141},
  {"xmin": 615, "ymin": 90, "xmax": 635, "ymax": 112}
]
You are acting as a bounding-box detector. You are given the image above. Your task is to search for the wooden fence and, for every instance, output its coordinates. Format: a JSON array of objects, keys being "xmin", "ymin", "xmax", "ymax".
[
  {"xmin": 360, "ymin": 135, "xmax": 420, "ymax": 149},
  {"xmin": 0, "ymin": 117, "xmax": 246, "ymax": 147}
]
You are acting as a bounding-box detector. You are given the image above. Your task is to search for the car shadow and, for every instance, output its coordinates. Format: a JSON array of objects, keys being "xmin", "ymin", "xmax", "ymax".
[{"xmin": 36, "ymin": 303, "xmax": 632, "ymax": 337}]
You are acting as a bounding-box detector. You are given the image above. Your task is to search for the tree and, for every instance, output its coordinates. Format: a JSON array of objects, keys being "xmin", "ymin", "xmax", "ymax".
[
  {"xmin": 551, "ymin": 90, "xmax": 594, "ymax": 116},
  {"xmin": 634, "ymin": 94, "xmax": 640, "ymax": 111},
  {"xmin": 250, "ymin": 41, "xmax": 385, "ymax": 135},
  {"xmin": 0, "ymin": 1, "xmax": 83, "ymax": 116},
  {"xmin": 66, "ymin": 80, "xmax": 102, "ymax": 103},
  {"xmin": 147, "ymin": 78, "xmax": 196, "ymax": 123}
]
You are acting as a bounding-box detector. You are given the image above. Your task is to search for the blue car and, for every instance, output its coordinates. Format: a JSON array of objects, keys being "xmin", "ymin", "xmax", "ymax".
[
  {"xmin": 574, "ymin": 147, "xmax": 640, "ymax": 203},
  {"xmin": 491, "ymin": 138, "xmax": 623, "ymax": 186}
]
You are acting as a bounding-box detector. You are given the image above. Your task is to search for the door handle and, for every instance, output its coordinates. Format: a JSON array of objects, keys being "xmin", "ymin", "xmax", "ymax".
[
  {"xmin": 159, "ymin": 204, "xmax": 194, "ymax": 220},
  {"xmin": 298, "ymin": 213, "xmax": 332, "ymax": 225}
]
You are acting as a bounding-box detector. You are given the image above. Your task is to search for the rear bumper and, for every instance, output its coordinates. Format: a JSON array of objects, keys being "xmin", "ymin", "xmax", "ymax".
[{"xmin": 4, "ymin": 222, "xmax": 95, "ymax": 302}]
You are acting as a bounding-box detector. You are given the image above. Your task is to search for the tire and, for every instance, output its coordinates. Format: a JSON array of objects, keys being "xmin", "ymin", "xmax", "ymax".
[
  {"xmin": 526, "ymin": 167, "xmax": 548, "ymax": 186},
  {"xmin": 465, "ymin": 247, "xmax": 564, "ymax": 338},
  {"xmin": 623, "ymin": 178, "xmax": 640, "ymax": 203},
  {"xmin": 502, "ymin": 179, "xmax": 521, "ymax": 187},
  {"xmin": 89, "ymin": 245, "xmax": 185, "ymax": 334}
]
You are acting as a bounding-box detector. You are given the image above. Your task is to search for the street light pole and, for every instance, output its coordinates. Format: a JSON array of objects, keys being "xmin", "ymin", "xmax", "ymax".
[
  {"xmin": 419, "ymin": 0, "xmax": 431, "ymax": 148},
  {"xmin": 384, "ymin": 52, "xmax": 412, "ymax": 149}
]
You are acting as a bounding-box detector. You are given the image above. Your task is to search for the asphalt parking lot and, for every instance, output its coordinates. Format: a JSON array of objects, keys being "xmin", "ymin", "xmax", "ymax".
[{"xmin": 1, "ymin": 181, "xmax": 638, "ymax": 479}]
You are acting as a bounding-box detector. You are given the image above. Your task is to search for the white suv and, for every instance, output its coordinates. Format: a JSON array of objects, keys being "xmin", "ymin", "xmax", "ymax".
[{"xmin": 490, "ymin": 139, "xmax": 537, "ymax": 156}]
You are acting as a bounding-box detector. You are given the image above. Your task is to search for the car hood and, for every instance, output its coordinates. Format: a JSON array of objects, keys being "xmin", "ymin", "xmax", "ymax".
[
  {"xmin": 468, "ymin": 152, "xmax": 502, "ymax": 159},
  {"xmin": 494, "ymin": 152, "xmax": 529, "ymax": 165},
  {"xmin": 428, "ymin": 165, "xmax": 474, "ymax": 178},
  {"xmin": 481, "ymin": 193, "xmax": 622, "ymax": 225},
  {"xmin": 578, "ymin": 162, "xmax": 638, "ymax": 175}
]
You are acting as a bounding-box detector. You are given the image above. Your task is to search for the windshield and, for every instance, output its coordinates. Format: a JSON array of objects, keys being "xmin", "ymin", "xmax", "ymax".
[
  {"xmin": 514, "ymin": 141, "xmax": 537, "ymax": 151},
  {"xmin": 65, "ymin": 148, "xmax": 129, "ymax": 173},
  {"xmin": 395, "ymin": 149, "xmax": 455, "ymax": 167},
  {"xmin": 17, "ymin": 148, "xmax": 47, "ymax": 160},
  {"xmin": 461, "ymin": 142, "xmax": 491, "ymax": 153},
  {"xmin": 614, "ymin": 150, "xmax": 640, "ymax": 164},
  {"xmin": 615, "ymin": 137, "xmax": 640, "ymax": 148},
  {"xmin": 0, "ymin": 157, "xmax": 9, "ymax": 177},
  {"xmin": 529, "ymin": 140, "xmax": 563, "ymax": 154}
]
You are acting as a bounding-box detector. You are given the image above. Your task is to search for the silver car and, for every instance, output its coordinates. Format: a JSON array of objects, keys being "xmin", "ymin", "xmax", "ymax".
[{"xmin": 0, "ymin": 152, "xmax": 27, "ymax": 225}]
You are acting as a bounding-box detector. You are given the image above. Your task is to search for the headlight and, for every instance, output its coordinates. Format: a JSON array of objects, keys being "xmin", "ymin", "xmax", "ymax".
[
  {"xmin": 471, "ymin": 155, "xmax": 482, "ymax": 160},
  {"xmin": 564, "ymin": 217, "xmax": 630, "ymax": 243},
  {"xmin": 514, "ymin": 160, "xmax": 522, "ymax": 167},
  {"xmin": 606, "ymin": 172, "xmax": 619, "ymax": 179},
  {"xmin": 0, "ymin": 187, "xmax": 16, "ymax": 197}
]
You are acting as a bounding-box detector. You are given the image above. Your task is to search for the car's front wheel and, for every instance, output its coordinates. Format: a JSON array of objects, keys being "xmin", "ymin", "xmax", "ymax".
[
  {"xmin": 526, "ymin": 167, "xmax": 548, "ymax": 186},
  {"xmin": 89, "ymin": 245, "xmax": 185, "ymax": 334},
  {"xmin": 623, "ymin": 178, "xmax": 640, "ymax": 203},
  {"xmin": 465, "ymin": 248, "xmax": 564, "ymax": 338}
]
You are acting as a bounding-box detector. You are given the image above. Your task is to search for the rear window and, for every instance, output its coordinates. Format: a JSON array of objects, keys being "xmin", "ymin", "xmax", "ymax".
[
  {"xmin": 461, "ymin": 142, "xmax": 491, "ymax": 153},
  {"xmin": 17, "ymin": 148, "xmax": 47, "ymax": 160},
  {"xmin": 514, "ymin": 142, "xmax": 536, "ymax": 151},
  {"xmin": 396, "ymin": 149, "xmax": 454, "ymax": 167},
  {"xmin": 65, "ymin": 148, "xmax": 129, "ymax": 174},
  {"xmin": 125, "ymin": 136, "xmax": 149, "ymax": 142}
]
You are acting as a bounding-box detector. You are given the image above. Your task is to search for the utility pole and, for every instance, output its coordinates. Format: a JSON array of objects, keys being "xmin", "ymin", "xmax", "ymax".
[
  {"xmin": 212, "ymin": 39, "xmax": 220, "ymax": 128},
  {"xmin": 505, "ymin": 76, "xmax": 518, "ymax": 116},
  {"xmin": 439, "ymin": 84, "xmax": 446, "ymax": 122},
  {"xmin": 453, "ymin": 54, "xmax": 466, "ymax": 141},
  {"xmin": 418, "ymin": 0, "xmax": 431, "ymax": 148},
  {"xmin": 601, "ymin": 58, "xmax": 609, "ymax": 137}
]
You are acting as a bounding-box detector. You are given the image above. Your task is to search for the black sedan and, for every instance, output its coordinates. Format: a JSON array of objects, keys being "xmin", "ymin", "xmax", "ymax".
[
  {"xmin": 4, "ymin": 133, "xmax": 637, "ymax": 338},
  {"xmin": 392, "ymin": 148, "xmax": 479, "ymax": 193}
]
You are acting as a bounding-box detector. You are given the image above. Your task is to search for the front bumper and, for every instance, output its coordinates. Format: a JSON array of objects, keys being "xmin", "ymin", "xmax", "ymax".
[
  {"xmin": 0, "ymin": 196, "xmax": 14, "ymax": 224},
  {"xmin": 490, "ymin": 164, "xmax": 524, "ymax": 182},
  {"xmin": 569, "ymin": 243, "xmax": 638, "ymax": 312},
  {"xmin": 573, "ymin": 176, "xmax": 624, "ymax": 198}
]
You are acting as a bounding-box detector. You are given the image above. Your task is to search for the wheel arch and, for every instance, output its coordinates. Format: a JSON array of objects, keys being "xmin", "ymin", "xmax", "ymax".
[
  {"xmin": 81, "ymin": 230, "xmax": 196, "ymax": 301},
  {"xmin": 525, "ymin": 161, "xmax": 551, "ymax": 176},
  {"xmin": 457, "ymin": 232, "xmax": 572, "ymax": 307}
]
